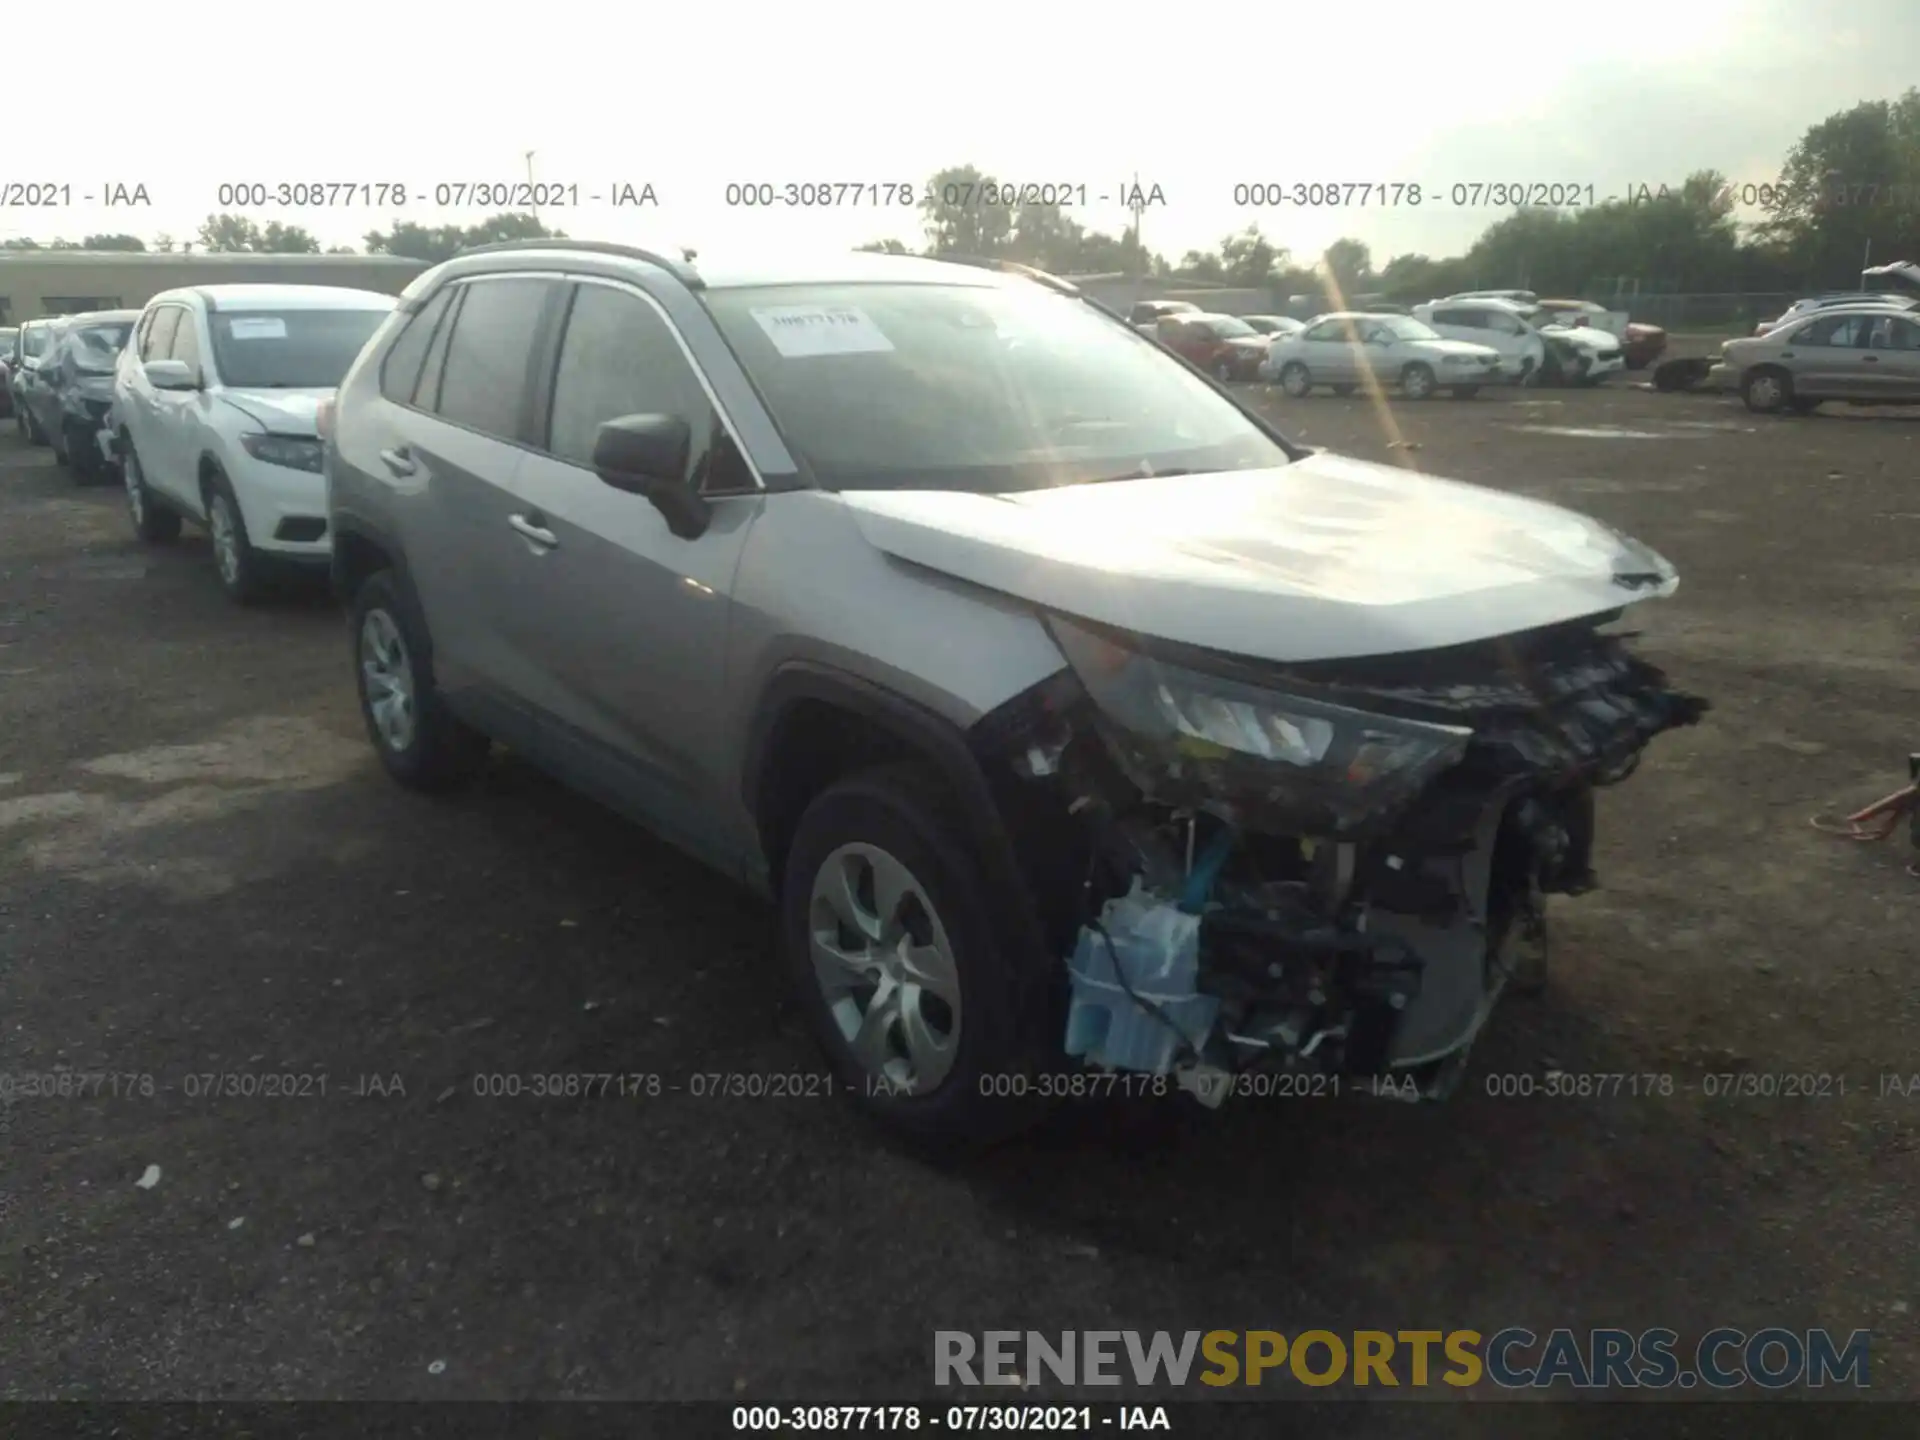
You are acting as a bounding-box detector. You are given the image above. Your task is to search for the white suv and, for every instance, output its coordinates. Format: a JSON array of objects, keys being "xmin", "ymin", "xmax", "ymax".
[{"xmin": 113, "ymin": 284, "xmax": 397, "ymax": 602}]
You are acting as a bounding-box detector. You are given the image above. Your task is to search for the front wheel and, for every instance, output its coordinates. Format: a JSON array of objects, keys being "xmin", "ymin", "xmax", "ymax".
[
  {"xmin": 205, "ymin": 477, "xmax": 268, "ymax": 604},
  {"xmin": 350, "ymin": 570, "xmax": 491, "ymax": 791},
  {"xmin": 1214, "ymin": 359, "xmax": 1235, "ymax": 383},
  {"xmin": 63, "ymin": 420, "xmax": 99, "ymax": 482},
  {"xmin": 782, "ymin": 762, "xmax": 1053, "ymax": 1149},
  {"xmin": 1741, "ymin": 367, "xmax": 1792, "ymax": 414},
  {"xmin": 1279, "ymin": 363, "xmax": 1313, "ymax": 398},
  {"xmin": 1400, "ymin": 362, "xmax": 1437, "ymax": 400}
]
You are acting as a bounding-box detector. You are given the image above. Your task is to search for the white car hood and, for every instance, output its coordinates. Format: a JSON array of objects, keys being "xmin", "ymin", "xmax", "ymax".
[
  {"xmin": 1541, "ymin": 324, "xmax": 1618, "ymax": 353},
  {"xmin": 840, "ymin": 453, "xmax": 1678, "ymax": 663},
  {"xmin": 218, "ymin": 387, "xmax": 332, "ymax": 435}
]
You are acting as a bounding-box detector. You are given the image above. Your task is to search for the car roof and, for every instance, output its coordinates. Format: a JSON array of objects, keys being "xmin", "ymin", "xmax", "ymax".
[
  {"xmin": 1782, "ymin": 303, "xmax": 1918, "ymax": 320},
  {"xmin": 62, "ymin": 309, "xmax": 142, "ymax": 325},
  {"xmin": 149, "ymin": 284, "xmax": 399, "ymax": 312}
]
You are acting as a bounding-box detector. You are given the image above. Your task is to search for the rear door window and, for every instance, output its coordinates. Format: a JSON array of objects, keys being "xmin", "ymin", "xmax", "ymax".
[
  {"xmin": 431, "ymin": 278, "xmax": 553, "ymax": 440},
  {"xmin": 168, "ymin": 310, "xmax": 203, "ymax": 371}
]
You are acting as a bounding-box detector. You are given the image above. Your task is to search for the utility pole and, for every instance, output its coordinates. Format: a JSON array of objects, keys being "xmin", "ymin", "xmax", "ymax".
[{"xmin": 1127, "ymin": 169, "xmax": 1148, "ymax": 308}]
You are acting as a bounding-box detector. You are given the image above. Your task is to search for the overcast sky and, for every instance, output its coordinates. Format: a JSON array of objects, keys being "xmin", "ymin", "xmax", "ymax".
[{"xmin": 9, "ymin": 0, "xmax": 1918, "ymax": 267}]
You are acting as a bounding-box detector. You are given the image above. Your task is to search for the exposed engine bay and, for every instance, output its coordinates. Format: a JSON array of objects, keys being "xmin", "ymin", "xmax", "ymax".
[{"xmin": 973, "ymin": 612, "xmax": 1709, "ymax": 1105}]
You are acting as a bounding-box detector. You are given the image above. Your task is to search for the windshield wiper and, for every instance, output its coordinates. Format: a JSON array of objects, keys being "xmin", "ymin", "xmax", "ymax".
[{"xmin": 1083, "ymin": 466, "xmax": 1202, "ymax": 484}]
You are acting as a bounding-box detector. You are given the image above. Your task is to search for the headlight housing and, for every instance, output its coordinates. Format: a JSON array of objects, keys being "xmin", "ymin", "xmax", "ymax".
[
  {"xmin": 240, "ymin": 433, "xmax": 324, "ymax": 473},
  {"xmin": 1045, "ymin": 615, "xmax": 1473, "ymax": 839}
]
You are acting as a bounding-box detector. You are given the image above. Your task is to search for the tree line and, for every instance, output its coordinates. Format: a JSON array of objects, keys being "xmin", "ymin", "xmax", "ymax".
[
  {"xmin": 0, "ymin": 211, "xmax": 566, "ymax": 262},
  {"xmin": 877, "ymin": 88, "xmax": 1920, "ymax": 301},
  {"xmin": 4, "ymin": 88, "xmax": 1913, "ymax": 296}
]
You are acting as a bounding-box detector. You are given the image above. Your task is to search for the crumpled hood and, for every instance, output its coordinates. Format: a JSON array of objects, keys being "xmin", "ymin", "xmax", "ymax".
[
  {"xmin": 840, "ymin": 452, "xmax": 1679, "ymax": 663},
  {"xmin": 218, "ymin": 387, "xmax": 332, "ymax": 434}
]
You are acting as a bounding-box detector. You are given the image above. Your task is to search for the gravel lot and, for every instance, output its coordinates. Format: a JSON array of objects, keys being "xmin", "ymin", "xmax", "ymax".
[{"xmin": 4, "ymin": 380, "xmax": 1920, "ymax": 1422}]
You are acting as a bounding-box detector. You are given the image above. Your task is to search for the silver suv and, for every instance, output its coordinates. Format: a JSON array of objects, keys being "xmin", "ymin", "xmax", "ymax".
[{"xmin": 325, "ymin": 241, "xmax": 1706, "ymax": 1146}]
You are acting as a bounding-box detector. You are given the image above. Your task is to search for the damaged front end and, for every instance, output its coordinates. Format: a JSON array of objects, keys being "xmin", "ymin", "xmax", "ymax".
[{"xmin": 973, "ymin": 612, "xmax": 1708, "ymax": 1106}]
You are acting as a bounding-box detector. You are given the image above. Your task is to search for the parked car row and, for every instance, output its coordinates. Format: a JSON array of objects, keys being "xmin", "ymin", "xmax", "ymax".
[
  {"xmin": 1119, "ymin": 289, "xmax": 1663, "ymax": 398},
  {"xmin": 7, "ymin": 244, "xmax": 1707, "ymax": 1145}
]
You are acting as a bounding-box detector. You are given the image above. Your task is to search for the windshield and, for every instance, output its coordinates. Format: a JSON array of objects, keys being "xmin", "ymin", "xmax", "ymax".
[
  {"xmin": 1376, "ymin": 316, "xmax": 1442, "ymax": 341},
  {"xmin": 70, "ymin": 322, "xmax": 133, "ymax": 373},
  {"xmin": 23, "ymin": 327, "xmax": 51, "ymax": 358},
  {"xmin": 208, "ymin": 306, "xmax": 392, "ymax": 389},
  {"xmin": 1201, "ymin": 316, "xmax": 1258, "ymax": 339},
  {"xmin": 702, "ymin": 282, "xmax": 1293, "ymax": 493}
]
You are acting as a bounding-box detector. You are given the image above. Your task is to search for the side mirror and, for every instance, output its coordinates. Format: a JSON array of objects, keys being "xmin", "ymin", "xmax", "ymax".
[
  {"xmin": 592, "ymin": 413, "xmax": 710, "ymax": 540},
  {"xmin": 145, "ymin": 359, "xmax": 199, "ymax": 391}
]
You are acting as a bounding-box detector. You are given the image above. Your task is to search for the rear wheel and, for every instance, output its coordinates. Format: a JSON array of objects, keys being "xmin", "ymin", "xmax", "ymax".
[
  {"xmin": 782, "ymin": 762, "xmax": 1054, "ymax": 1148},
  {"xmin": 1279, "ymin": 363, "xmax": 1312, "ymax": 397},
  {"xmin": 1741, "ymin": 367, "xmax": 1792, "ymax": 414},
  {"xmin": 350, "ymin": 570, "xmax": 491, "ymax": 791},
  {"xmin": 122, "ymin": 440, "xmax": 181, "ymax": 543}
]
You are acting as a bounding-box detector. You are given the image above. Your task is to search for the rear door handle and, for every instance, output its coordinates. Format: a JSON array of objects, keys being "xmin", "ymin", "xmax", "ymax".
[
  {"xmin": 379, "ymin": 446, "xmax": 416, "ymax": 477},
  {"xmin": 509, "ymin": 513, "xmax": 558, "ymax": 549}
]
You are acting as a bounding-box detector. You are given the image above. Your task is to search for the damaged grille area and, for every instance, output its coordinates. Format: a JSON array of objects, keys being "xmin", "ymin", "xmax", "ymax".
[{"xmin": 974, "ymin": 615, "xmax": 1709, "ymax": 1105}]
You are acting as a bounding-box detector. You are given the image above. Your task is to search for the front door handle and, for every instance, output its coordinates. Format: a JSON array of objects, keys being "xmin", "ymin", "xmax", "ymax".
[
  {"xmin": 509, "ymin": 513, "xmax": 558, "ymax": 548},
  {"xmin": 379, "ymin": 446, "xmax": 416, "ymax": 477}
]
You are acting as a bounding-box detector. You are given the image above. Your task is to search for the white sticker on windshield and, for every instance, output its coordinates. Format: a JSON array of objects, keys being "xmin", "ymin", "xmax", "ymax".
[
  {"xmin": 750, "ymin": 305, "xmax": 894, "ymax": 358},
  {"xmin": 227, "ymin": 316, "xmax": 288, "ymax": 340}
]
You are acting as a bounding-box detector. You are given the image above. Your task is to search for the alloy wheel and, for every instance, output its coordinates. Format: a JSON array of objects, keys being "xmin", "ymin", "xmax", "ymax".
[
  {"xmin": 807, "ymin": 841, "xmax": 962, "ymax": 1094},
  {"xmin": 359, "ymin": 608, "xmax": 417, "ymax": 753},
  {"xmin": 209, "ymin": 495, "xmax": 242, "ymax": 588}
]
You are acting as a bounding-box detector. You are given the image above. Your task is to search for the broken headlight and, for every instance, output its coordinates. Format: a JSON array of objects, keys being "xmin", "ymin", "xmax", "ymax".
[{"xmin": 1045, "ymin": 614, "xmax": 1475, "ymax": 837}]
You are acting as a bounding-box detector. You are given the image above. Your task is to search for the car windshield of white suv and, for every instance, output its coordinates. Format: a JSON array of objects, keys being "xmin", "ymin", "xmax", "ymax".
[
  {"xmin": 703, "ymin": 283, "xmax": 1293, "ymax": 492},
  {"xmin": 70, "ymin": 323, "xmax": 133, "ymax": 373},
  {"xmin": 22, "ymin": 327, "xmax": 50, "ymax": 358},
  {"xmin": 208, "ymin": 308, "xmax": 391, "ymax": 389}
]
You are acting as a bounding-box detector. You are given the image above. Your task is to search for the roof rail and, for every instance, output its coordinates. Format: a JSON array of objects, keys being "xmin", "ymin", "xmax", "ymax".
[
  {"xmin": 454, "ymin": 238, "xmax": 703, "ymax": 287},
  {"xmin": 934, "ymin": 255, "xmax": 1082, "ymax": 296}
]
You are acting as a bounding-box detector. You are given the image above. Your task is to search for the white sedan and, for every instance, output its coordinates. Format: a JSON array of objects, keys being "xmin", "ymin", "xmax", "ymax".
[{"xmin": 1260, "ymin": 313, "xmax": 1504, "ymax": 399}]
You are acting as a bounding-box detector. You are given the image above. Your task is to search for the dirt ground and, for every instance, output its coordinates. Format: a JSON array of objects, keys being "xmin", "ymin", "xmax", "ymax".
[{"xmin": 4, "ymin": 377, "xmax": 1920, "ymax": 1426}]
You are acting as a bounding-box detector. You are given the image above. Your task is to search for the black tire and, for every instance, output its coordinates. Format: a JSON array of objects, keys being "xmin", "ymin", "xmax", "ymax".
[
  {"xmin": 23, "ymin": 405, "xmax": 48, "ymax": 446},
  {"xmin": 1451, "ymin": 385, "xmax": 1480, "ymax": 400},
  {"xmin": 1214, "ymin": 359, "xmax": 1235, "ymax": 383},
  {"xmin": 203, "ymin": 473, "xmax": 269, "ymax": 604},
  {"xmin": 1741, "ymin": 366, "xmax": 1792, "ymax": 415},
  {"xmin": 62, "ymin": 420, "xmax": 99, "ymax": 482},
  {"xmin": 349, "ymin": 569, "xmax": 491, "ymax": 792},
  {"xmin": 1279, "ymin": 362, "xmax": 1312, "ymax": 398},
  {"xmin": 781, "ymin": 762, "xmax": 1055, "ymax": 1150},
  {"xmin": 1400, "ymin": 362, "xmax": 1437, "ymax": 400},
  {"xmin": 1331, "ymin": 383, "xmax": 1356, "ymax": 396},
  {"xmin": 121, "ymin": 435, "xmax": 181, "ymax": 543}
]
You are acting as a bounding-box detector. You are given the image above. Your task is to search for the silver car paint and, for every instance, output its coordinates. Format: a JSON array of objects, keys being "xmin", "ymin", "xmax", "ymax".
[{"xmin": 329, "ymin": 249, "xmax": 1682, "ymax": 1075}]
